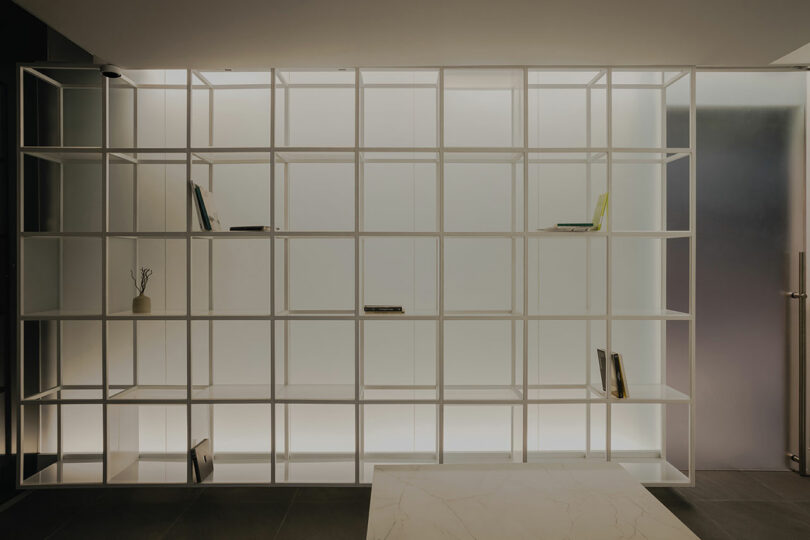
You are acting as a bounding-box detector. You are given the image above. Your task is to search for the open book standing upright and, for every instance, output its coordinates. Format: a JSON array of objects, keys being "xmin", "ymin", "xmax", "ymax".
[{"xmin": 545, "ymin": 192, "xmax": 609, "ymax": 232}]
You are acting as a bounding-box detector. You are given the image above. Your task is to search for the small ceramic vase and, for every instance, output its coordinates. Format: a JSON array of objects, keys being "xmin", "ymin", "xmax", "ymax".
[{"xmin": 132, "ymin": 294, "xmax": 151, "ymax": 314}]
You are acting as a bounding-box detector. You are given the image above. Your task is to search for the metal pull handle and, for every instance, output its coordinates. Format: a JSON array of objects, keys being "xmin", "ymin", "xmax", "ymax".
[{"xmin": 790, "ymin": 252, "xmax": 807, "ymax": 475}]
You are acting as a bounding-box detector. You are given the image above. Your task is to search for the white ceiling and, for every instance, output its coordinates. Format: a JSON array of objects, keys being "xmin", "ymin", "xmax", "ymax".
[{"xmin": 14, "ymin": 0, "xmax": 810, "ymax": 68}]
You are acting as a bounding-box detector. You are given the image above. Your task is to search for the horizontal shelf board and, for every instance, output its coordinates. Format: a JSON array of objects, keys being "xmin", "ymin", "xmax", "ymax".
[
  {"xmin": 201, "ymin": 459, "xmax": 273, "ymax": 484},
  {"xmin": 109, "ymin": 460, "xmax": 187, "ymax": 484},
  {"xmin": 110, "ymin": 386, "xmax": 188, "ymax": 400},
  {"xmin": 109, "ymin": 310, "xmax": 187, "ymax": 319},
  {"xmin": 618, "ymin": 460, "xmax": 690, "ymax": 486},
  {"xmin": 276, "ymin": 459, "xmax": 356, "ymax": 484},
  {"xmin": 22, "ymin": 460, "xmax": 104, "ymax": 486},
  {"xmin": 610, "ymin": 309, "xmax": 691, "ymax": 320},
  {"xmin": 443, "ymin": 387, "xmax": 523, "ymax": 401},
  {"xmin": 588, "ymin": 384, "xmax": 690, "ymax": 402},
  {"xmin": 526, "ymin": 387, "xmax": 597, "ymax": 401},
  {"xmin": 361, "ymin": 388, "xmax": 438, "ymax": 401},
  {"xmin": 275, "ymin": 384, "xmax": 356, "ymax": 401},
  {"xmin": 192, "ymin": 385, "xmax": 272, "ymax": 401}
]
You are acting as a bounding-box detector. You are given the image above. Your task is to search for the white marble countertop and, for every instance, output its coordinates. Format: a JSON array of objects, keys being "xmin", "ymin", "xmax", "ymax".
[{"xmin": 367, "ymin": 462, "xmax": 698, "ymax": 540}]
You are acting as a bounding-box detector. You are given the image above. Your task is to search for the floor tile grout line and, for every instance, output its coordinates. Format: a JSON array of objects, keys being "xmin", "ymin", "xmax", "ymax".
[
  {"xmin": 159, "ymin": 487, "xmax": 205, "ymax": 539},
  {"xmin": 272, "ymin": 487, "xmax": 300, "ymax": 540}
]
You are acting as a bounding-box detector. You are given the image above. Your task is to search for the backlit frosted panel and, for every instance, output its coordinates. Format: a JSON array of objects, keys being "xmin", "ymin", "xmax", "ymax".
[
  {"xmin": 362, "ymin": 237, "xmax": 437, "ymax": 315},
  {"xmin": 276, "ymin": 70, "xmax": 355, "ymax": 147},
  {"xmin": 444, "ymin": 238, "xmax": 521, "ymax": 314},
  {"xmin": 612, "ymin": 404, "xmax": 662, "ymax": 452},
  {"xmin": 444, "ymin": 157, "xmax": 523, "ymax": 232},
  {"xmin": 444, "ymin": 405, "xmax": 522, "ymax": 460},
  {"xmin": 275, "ymin": 160, "xmax": 354, "ymax": 231},
  {"xmin": 444, "ymin": 69, "xmax": 523, "ymax": 147},
  {"xmin": 137, "ymin": 321, "xmax": 187, "ymax": 386},
  {"xmin": 362, "ymin": 70, "xmax": 438, "ymax": 147},
  {"xmin": 363, "ymin": 320, "xmax": 436, "ymax": 392},
  {"xmin": 363, "ymin": 405, "xmax": 436, "ymax": 454},
  {"xmin": 362, "ymin": 157, "xmax": 437, "ymax": 232},
  {"xmin": 611, "ymin": 238, "xmax": 661, "ymax": 315},
  {"xmin": 62, "ymin": 405, "xmax": 103, "ymax": 454},
  {"xmin": 285, "ymin": 238, "xmax": 354, "ymax": 312},
  {"xmin": 528, "ymin": 405, "xmax": 587, "ymax": 453},
  {"xmin": 528, "ymin": 159, "xmax": 607, "ymax": 230},
  {"xmin": 529, "ymin": 237, "xmax": 606, "ymax": 315},
  {"xmin": 444, "ymin": 320, "xmax": 521, "ymax": 393},
  {"xmin": 275, "ymin": 320, "xmax": 355, "ymax": 392},
  {"xmin": 61, "ymin": 321, "xmax": 101, "ymax": 386},
  {"xmin": 213, "ymin": 404, "xmax": 272, "ymax": 453}
]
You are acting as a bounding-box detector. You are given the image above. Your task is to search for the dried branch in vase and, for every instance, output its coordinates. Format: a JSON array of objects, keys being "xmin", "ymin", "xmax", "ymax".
[{"xmin": 130, "ymin": 267, "xmax": 153, "ymax": 296}]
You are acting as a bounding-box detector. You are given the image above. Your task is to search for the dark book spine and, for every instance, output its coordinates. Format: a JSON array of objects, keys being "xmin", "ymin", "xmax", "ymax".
[{"xmin": 194, "ymin": 185, "xmax": 212, "ymax": 231}]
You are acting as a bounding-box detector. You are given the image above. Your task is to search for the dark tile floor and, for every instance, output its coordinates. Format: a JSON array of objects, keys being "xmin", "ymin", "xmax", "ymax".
[{"xmin": 0, "ymin": 471, "xmax": 808, "ymax": 539}]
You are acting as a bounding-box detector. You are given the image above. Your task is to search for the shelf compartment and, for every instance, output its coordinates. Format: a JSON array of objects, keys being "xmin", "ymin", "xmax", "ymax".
[
  {"xmin": 528, "ymin": 152, "xmax": 607, "ymax": 231},
  {"xmin": 108, "ymin": 404, "xmax": 187, "ymax": 484},
  {"xmin": 444, "ymin": 69, "xmax": 524, "ymax": 148},
  {"xmin": 23, "ymin": 320, "xmax": 101, "ymax": 401},
  {"xmin": 23, "ymin": 67, "xmax": 102, "ymax": 148},
  {"xmin": 611, "ymin": 153, "xmax": 690, "ymax": 232},
  {"xmin": 360, "ymin": 152, "xmax": 438, "ymax": 233},
  {"xmin": 361, "ymin": 237, "xmax": 437, "ymax": 316},
  {"xmin": 275, "ymin": 237, "xmax": 355, "ymax": 314},
  {"xmin": 108, "ymin": 237, "xmax": 187, "ymax": 316},
  {"xmin": 527, "ymin": 404, "xmax": 587, "ymax": 454},
  {"xmin": 108, "ymin": 153, "xmax": 187, "ymax": 233},
  {"xmin": 23, "ymin": 152, "xmax": 102, "ymax": 233},
  {"xmin": 611, "ymin": 237, "xmax": 690, "ymax": 316},
  {"xmin": 192, "ymin": 403, "xmax": 273, "ymax": 484},
  {"xmin": 444, "ymin": 320, "xmax": 522, "ymax": 401},
  {"xmin": 274, "ymin": 152, "xmax": 354, "ymax": 232},
  {"xmin": 275, "ymin": 69, "xmax": 356, "ymax": 148},
  {"xmin": 444, "ymin": 152, "xmax": 524, "ymax": 233},
  {"xmin": 191, "ymin": 71, "xmax": 272, "ymax": 148},
  {"xmin": 22, "ymin": 403, "xmax": 103, "ymax": 485},
  {"xmin": 361, "ymin": 404, "xmax": 438, "ymax": 482},
  {"xmin": 109, "ymin": 70, "xmax": 187, "ymax": 149},
  {"xmin": 443, "ymin": 405, "xmax": 523, "ymax": 464},
  {"xmin": 528, "ymin": 236, "xmax": 606, "ymax": 316},
  {"xmin": 360, "ymin": 69, "xmax": 438, "ymax": 148},
  {"xmin": 107, "ymin": 320, "xmax": 187, "ymax": 399},
  {"xmin": 529, "ymin": 320, "xmax": 606, "ymax": 391},
  {"xmin": 611, "ymin": 70, "xmax": 691, "ymax": 150},
  {"xmin": 192, "ymin": 237, "xmax": 272, "ymax": 316},
  {"xmin": 23, "ymin": 236, "xmax": 101, "ymax": 316},
  {"xmin": 191, "ymin": 320, "xmax": 271, "ymax": 400},
  {"xmin": 275, "ymin": 320, "xmax": 355, "ymax": 401},
  {"xmin": 275, "ymin": 404, "xmax": 356, "ymax": 483},
  {"xmin": 444, "ymin": 238, "xmax": 523, "ymax": 315},
  {"xmin": 362, "ymin": 320, "xmax": 437, "ymax": 401},
  {"xmin": 191, "ymin": 152, "xmax": 271, "ymax": 232},
  {"xmin": 528, "ymin": 69, "xmax": 607, "ymax": 149}
]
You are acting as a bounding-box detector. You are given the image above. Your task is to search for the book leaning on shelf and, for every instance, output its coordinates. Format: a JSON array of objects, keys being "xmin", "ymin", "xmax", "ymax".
[
  {"xmin": 191, "ymin": 181, "xmax": 222, "ymax": 231},
  {"xmin": 597, "ymin": 348, "xmax": 629, "ymax": 398}
]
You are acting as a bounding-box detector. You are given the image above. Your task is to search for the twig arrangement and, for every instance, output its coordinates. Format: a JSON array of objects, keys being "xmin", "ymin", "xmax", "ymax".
[{"xmin": 130, "ymin": 267, "xmax": 153, "ymax": 296}]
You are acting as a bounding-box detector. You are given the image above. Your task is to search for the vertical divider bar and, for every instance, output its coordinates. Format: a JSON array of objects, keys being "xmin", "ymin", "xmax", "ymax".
[
  {"xmin": 605, "ymin": 68, "xmax": 613, "ymax": 463},
  {"xmin": 16, "ymin": 65, "xmax": 24, "ymax": 487},
  {"xmin": 270, "ymin": 68, "xmax": 277, "ymax": 485},
  {"xmin": 522, "ymin": 68, "xmax": 529, "ymax": 463},
  {"xmin": 585, "ymin": 74, "xmax": 593, "ymax": 459},
  {"xmin": 688, "ymin": 66, "xmax": 697, "ymax": 485},
  {"xmin": 101, "ymin": 74, "xmax": 109, "ymax": 484},
  {"xmin": 660, "ymin": 72, "xmax": 669, "ymax": 464},
  {"xmin": 185, "ymin": 69, "xmax": 193, "ymax": 485},
  {"xmin": 354, "ymin": 68, "xmax": 361, "ymax": 485},
  {"xmin": 437, "ymin": 68, "xmax": 445, "ymax": 464}
]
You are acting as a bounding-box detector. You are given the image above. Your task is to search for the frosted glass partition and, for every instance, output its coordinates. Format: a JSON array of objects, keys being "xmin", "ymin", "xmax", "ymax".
[{"xmin": 18, "ymin": 65, "xmax": 695, "ymax": 488}]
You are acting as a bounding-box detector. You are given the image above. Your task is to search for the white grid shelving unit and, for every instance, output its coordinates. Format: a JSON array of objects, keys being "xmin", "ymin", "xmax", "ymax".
[{"xmin": 17, "ymin": 64, "xmax": 696, "ymax": 487}]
